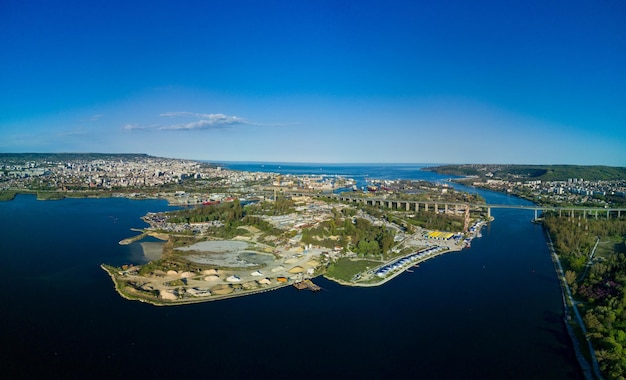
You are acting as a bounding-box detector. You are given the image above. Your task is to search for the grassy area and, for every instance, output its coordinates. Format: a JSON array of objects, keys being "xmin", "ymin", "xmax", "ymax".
[
  {"xmin": 33, "ymin": 190, "xmax": 114, "ymax": 200},
  {"xmin": 595, "ymin": 236, "xmax": 626, "ymax": 260},
  {"xmin": 0, "ymin": 190, "xmax": 18, "ymax": 201},
  {"xmin": 325, "ymin": 258, "xmax": 380, "ymax": 282}
]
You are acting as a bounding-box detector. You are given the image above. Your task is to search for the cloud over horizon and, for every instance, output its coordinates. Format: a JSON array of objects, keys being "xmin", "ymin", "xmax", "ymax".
[
  {"xmin": 124, "ymin": 112, "xmax": 248, "ymax": 132},
  {"xmin": 159, "ymin": 112, "xmax": 245, "ymax": 130}
]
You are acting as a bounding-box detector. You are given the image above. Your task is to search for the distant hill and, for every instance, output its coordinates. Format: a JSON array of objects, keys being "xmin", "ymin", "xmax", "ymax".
[
  {"xmin": 424, "ymin": 164, "xmax": 626, "ymax": 181},
  {"xmin": 0, "ymin": 153, "xmax": 151, "ymax": 163}
]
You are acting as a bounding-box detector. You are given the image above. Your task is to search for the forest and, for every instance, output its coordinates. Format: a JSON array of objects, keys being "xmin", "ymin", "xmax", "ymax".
[
  {"xmin": 302, "ymin": 214, "xmax": 395, "ymax": 258},
  {"xmin": 543, "ymin": 214, "xmax": 626, "ymax": 379},
  {"xmin": 427, "ymin": 164, "xmax": 626, "ymax": 181}
]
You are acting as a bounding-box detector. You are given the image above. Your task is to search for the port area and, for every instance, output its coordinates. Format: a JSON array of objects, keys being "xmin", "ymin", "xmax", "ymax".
[
  {"xmin": 325, "ymin": 245, "xmax": 459, "ymax": 288},
  {"xmin": 323, "ymin": 220, "xmax": 486, "ymax": 287}
]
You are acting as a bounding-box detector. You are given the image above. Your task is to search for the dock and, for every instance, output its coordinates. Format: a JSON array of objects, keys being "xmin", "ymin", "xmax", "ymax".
[{"xmin": 293, "ymin": 279, "xmax": 321, "ymax": 292}]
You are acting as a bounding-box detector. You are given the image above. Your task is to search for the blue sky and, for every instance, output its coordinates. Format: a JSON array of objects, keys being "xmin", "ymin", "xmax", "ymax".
[{"xmin": 1, "ymin": 1, "xmax": 625, "ymax": 165}]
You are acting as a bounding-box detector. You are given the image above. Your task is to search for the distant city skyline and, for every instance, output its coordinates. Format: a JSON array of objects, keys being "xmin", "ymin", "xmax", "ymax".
[{"xmin": 1, "ymin": 1, "xmax": 625, "ymax": 166}]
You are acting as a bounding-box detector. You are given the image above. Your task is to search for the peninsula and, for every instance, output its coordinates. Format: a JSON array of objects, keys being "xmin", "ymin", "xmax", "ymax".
[
  {"xmin": 2, "ymin": 153, "xmax": 488, "ymax": 305},
  {"xmin": 100, "ymin": 179, "xmax": 487, "ymax": 305},
  {"xmin": 103, "ymin": 195, "xmax": 485, "ymax": 305}
]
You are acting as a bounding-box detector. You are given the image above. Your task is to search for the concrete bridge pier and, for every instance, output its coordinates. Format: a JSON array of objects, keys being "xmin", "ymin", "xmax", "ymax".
[
  {"xmin": 487, "ymin": 207, "xmax": 491, "ymax": 219},
  {"xmin": 534, "ymin": 209, "xmax": 538, "ymax": 221}
]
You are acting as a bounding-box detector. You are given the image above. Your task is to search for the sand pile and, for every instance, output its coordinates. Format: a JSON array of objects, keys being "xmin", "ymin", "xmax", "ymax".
[
  {"xmin": 242, "ymin": 281, "xmax": 259, "ymax": 290},
  {"xmin": 159, "ymin": 290, "xmax": 177, "ymax": 300},
  {"xmin": 211, "ymin": 284, "xmax": 233, "ymax": 295}
]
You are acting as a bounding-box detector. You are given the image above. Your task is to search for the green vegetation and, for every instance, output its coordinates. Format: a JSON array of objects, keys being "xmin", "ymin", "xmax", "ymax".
[
  {"xmin": 36, "ymin": 190, "xmax": 115, "ymax": 200},
  {"xmin": 302, "ymin": 214, "xmax": 395, "ymax": 258},
  {"xmin": 0, "ymin": 190, "xmax": 17, "ymax": 201},
  {"xmin": 165, "ymin": 200, "xmax": 286, "ymax": 242},
  {"xmin": 0, "ymin": 189, "xmax": 117, "ymax": 201},
  {"xmin": 400, "ymin": 211, "xmax": 465, "ymax": 232},
  {"xmin": 544, "ymin": 215, "xmax": 626, "ymax": 379},
  {"xmin": 325, "ymin": 258, "xmax": 380, "ymax": 282},
  {"xmin": 168, "ymin": 200, "xmax": 244, "ymax": 223},
  {"xmin": 428, "ymin": 164, "xmax": 626, "ymax": 181}
]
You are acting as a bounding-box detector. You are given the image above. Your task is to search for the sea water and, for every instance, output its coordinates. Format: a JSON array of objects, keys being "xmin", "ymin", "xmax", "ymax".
[{"xmin": 0, "ymin": 164, "xmax": 581, "ymax": 379}]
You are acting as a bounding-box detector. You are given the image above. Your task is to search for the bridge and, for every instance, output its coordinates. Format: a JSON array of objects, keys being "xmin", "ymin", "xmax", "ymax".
[{"xmin": 262, "ymin": 189, "xmax": 626, "ymax": 227}]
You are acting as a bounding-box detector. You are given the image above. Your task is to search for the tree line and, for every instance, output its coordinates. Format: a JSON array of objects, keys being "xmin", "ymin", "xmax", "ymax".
[{"xmin": 544, "ymin": 214, "xmax": 626, "ymax": 379}]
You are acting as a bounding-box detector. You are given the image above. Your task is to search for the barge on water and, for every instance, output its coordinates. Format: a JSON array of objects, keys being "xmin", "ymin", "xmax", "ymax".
[{"xmin": 293, "ymin": 279, "xmax": 321, "ymax": 292}]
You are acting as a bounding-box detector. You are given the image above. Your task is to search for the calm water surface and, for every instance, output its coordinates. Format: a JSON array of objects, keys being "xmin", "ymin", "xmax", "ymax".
[{"xmin": 0, "ymin": 164, "xmax": 581, "ymax": 379}]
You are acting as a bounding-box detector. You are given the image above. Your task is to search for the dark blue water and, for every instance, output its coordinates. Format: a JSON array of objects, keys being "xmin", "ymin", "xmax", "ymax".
[
  {"xmin": 217, "ymin": 162, "xmax": 456, "ymax": 188},
  {"xmin": 0, "ymin": 164, "xmax": 581, "ymax": 379}
]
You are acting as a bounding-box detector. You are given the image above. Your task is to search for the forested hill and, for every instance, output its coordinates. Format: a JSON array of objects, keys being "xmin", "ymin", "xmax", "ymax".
[{"xmin": 424, "ymin": 164, "xmax": 626, "ymax": 182}]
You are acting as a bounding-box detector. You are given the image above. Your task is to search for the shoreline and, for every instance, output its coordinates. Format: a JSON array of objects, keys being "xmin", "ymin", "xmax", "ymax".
[
  {"xmin": 542, "ymin": 225, "xmax": 601, "ymax": 380},
  {"xmin": 324, "ymin": 245, "xmax": 462, "ymax": 287},
  {"xmin": 101, "ymin": 264, "xmax": 294, "ymax": 306},
  {"xmin": 103, "ymin": 241, "xmax": 465, "ymax": 305},
  {"xmin": 107, "ymin": 217, "xmax": 475, "ymax": 305}
]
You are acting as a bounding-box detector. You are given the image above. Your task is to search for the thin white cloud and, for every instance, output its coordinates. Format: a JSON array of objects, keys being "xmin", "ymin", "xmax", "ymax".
[
  {"xmin": 124, "ymin": 111, "xmax": 291, "ymax": 132},
  {"xmin": 123, "ymin": 123, "xmax": 148, "ymax": 131},
  {"xmin": 79, "ymin": 114, "xmax": 104, "ymax": 123},
  {"xmin": 158, "ymin": 113, "xmax": 245, "ymax": 130},
  {"xmin": 159, "ymin": 112, "xmax": 202, "ymax": 118}
]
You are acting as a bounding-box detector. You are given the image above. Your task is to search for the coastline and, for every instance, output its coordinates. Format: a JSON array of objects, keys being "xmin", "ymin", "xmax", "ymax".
[
  {"xmin": 324, "ymin": 245, "xmax": 461, "ymax": 287},
  {"xmin": 105, "ymin": 237, "xmax": 466, "ymax": 305},
  {"xmin": 543, "ymin": 225, "xmax": 601, "ymax": 380},
  {"xmin": 101, "ymin": 264, "xmax": 294, "ymax": 306}
]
